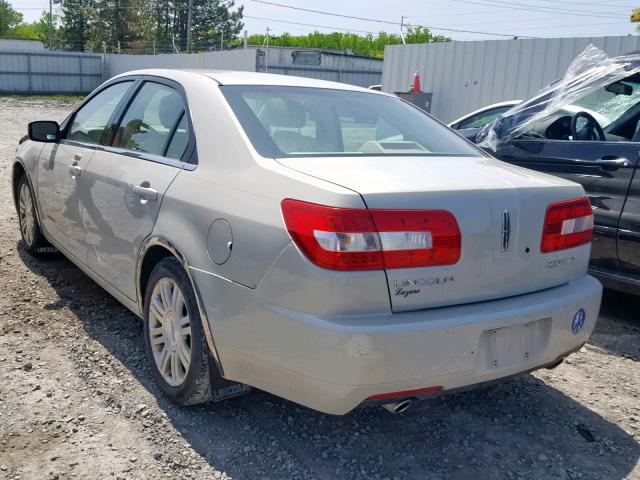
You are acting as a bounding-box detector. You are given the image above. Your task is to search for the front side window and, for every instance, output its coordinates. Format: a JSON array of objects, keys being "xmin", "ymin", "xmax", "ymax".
[
  {"xmin": 114, "ymin": 82, "xmax": 188, "ymax": 158},
  {"xmin": 67, "ymin": 81, "xmax": 133, "ymax": 145},
  {"xmin": 516, "ymin": 76, "xmax": 640, "ymax": 142},
  {"xmin": 221, "ymin": 85, "xmax": 482, "ymax": 158}
]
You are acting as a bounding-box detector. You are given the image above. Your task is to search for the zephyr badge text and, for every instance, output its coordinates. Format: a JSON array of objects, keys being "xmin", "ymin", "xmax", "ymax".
[{"xmin": 393, "ymin": 276, "xmax": 455, "ymax": 297}]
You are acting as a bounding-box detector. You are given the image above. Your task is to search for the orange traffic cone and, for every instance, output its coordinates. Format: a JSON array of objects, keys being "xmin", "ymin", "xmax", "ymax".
[{"xmin": 411, "ymin": 72, "xmax": 422, "ymax": 93}]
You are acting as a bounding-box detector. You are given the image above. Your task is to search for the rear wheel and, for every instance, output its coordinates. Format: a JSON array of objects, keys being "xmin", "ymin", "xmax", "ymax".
[
  {"xmin": 143, "ymin": 257, "xmax": 212, "ymax": 405},
  {"xmin": 17, "ymin": 176, "xmax": 51, "ymax": 256}
]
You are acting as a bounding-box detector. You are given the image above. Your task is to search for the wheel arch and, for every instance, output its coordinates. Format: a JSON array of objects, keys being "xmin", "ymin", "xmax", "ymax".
[
  {"xmin": 137, "ymin": 236, "xmax": 225, "ymax": 375},
  {"xmin": 12, "ymin": 160, "xmax": 45, "ymax": 228},
  {"xmin": 12, "ymin": 161, "xmax": 28, "ymax": 210}
]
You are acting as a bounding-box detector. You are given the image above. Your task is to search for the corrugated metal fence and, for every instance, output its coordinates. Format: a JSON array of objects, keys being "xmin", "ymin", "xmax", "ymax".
[
  {"xmin": 257, "ymin": 47, "xmax": 383, "ymax": 88},
  {"xmin": 107, "ymin": 48, "xmax": 383, "ymax": 88},
  {"xmin": 107, "ymin": 49, "xmax": 258, "ymax": 77},
  {"xmin": 0, "ymin": 47, "xmax": 382, "ymax": 93},
  {"xmin": 0, "ymin": 50, "xmax": 103, "ymax": 94},
  {"xmin": 383, "ymin": 35, "xmax": 640, "ymax": 122}
]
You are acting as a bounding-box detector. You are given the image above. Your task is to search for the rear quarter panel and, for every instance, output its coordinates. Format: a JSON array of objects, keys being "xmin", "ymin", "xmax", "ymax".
[{"xmin": 151, "ymin": 74, "xmax": 372, "ymax": 289}]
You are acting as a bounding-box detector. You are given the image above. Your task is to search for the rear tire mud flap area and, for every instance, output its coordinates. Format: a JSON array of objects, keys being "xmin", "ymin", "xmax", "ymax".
[{"xmin": 209, "ymin": 357, "xmax": 251, "ymax": 402}]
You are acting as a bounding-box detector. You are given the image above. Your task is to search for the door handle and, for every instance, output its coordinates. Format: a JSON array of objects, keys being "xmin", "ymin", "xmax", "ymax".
[
  {"xmin": 132, "ymin": 184, "xmax": 158, "ymax": 201},
  {"xmin": 597, "ymin": 156, "xmax": 631, "ymax": 170},
  {"xmin": 69, "ymin": 162, "xmax": 82, "ymax": 177}
]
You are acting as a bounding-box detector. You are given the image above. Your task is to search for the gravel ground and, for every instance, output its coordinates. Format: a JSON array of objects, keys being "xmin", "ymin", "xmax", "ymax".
[{"xmin": 0, "ymin": 97, "xmax": 639, "ymax": 480}]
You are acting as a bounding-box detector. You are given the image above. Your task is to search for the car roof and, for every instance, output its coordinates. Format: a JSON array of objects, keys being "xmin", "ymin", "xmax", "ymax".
[{"xmin": 114, "ymin": 68, "xmax": 382, "ymax": 94}]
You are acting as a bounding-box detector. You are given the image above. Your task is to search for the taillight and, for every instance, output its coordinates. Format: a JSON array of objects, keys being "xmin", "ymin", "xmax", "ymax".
[
  {"xmin": 541, "ymin": 197, "xmax": 593, "ymax": 253},
  {"xmin": 280, "ymin": 199, "xmax": 461, "ymax": 271}
]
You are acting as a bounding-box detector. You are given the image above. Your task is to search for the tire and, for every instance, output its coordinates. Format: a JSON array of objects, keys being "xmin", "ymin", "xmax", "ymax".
[
  {"xmin": 143, "ymin": 257, "xmax": 212, "ymax": 405},
  {"xmin": 16, "ymin": 175, "xmax": 51, "ymax": 256}
]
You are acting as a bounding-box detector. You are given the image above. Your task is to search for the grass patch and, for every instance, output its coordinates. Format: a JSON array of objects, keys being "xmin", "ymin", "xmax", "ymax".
[{"xmin": 0, "ymin": 93, "xmax": 86, "ymax": 102}]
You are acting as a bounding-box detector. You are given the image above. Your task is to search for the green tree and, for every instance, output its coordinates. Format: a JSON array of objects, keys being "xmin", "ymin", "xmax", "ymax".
[
  {"xmin": 0, "ymin": 0, "xmax": 23, "ymax": 36},
  {"xmin": 11, "ymin": 11, "xmax": 60, "ymax": 44},
  {"xmin": 60, "ymin": 0, "xmax": 91, "ymax": 51},
  {"xmin": 128, "ymin": 0, "xmax": 243, "ymax": 53},
  {"xmin": 190, "ymin": 0, "xmax": 243, "ymax": 51},
  {"xmin": 404, "ymin": 26, "xmax": 449, "ymax": 44},
  {"xmin": 84, "ymin": 0, "xmax": 154, "ymax": 53},
  {"xmin": 243, "ymin": 27, "xmax": 449, "ymax": 59}
]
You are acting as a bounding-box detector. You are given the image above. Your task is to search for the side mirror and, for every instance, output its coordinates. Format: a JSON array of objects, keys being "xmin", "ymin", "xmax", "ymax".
[
  {"xmin": 457, "ymin": 127, "xmax": 481, "ymax": 142},
  {"xmin": 28, "ymin": 121, "xmax": 60, "ymax": 143}
]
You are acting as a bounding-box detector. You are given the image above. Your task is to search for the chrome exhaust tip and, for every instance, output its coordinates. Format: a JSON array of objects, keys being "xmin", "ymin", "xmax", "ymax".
[{"xmin": 382, "ymin": 399, "xmax": 413, "ymax": 414}]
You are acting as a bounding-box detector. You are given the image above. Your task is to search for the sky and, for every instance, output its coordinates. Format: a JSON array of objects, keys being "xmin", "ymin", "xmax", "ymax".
[{"xmin": 12, "ymin": 0, "xmax": 640, "ymax": 42}]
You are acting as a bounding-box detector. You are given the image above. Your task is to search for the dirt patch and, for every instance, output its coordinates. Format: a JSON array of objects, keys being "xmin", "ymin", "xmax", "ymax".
[{"xmin": 0, "ymin": 97, "xmax": 639, "ymax": 480}]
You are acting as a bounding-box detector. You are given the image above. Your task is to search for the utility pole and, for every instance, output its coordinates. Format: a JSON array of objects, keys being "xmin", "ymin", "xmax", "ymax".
[
  {"xmin": 101, "ymin": 41, "xmax": 107, "ymax": 82},
  {"xmin": 220, "ymin": 29, "xmax": 224, "ymax": 51},
  {"xmin": 400, "ymin": 16, "xmax": 406, "ymax": 44},
  {"xmin": 243, "ymin": 30, "xmax": 248, "ymax": 49},
  {"xmin": 186, "ymin": 0, "xmax": 193, "ymax": 52},
  {"xmin": 265, "ymin": 27, "xmax": 270, "ymax": 72},
  {"xmin": 172, "ymin": 35, "xmax": 179, "ymax": 54},
  {"xmin": 48, "ymin": 0, "xmax": 53, "ymax": 50}
]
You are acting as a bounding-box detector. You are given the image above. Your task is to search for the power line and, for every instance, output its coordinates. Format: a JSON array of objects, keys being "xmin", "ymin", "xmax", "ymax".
[
  {"xmin": 390, "ymin": 24, "xmax": 531, "ymax": 38},
  {"xmin": 249, "ymin": 0, "xmax": 534, "ymax": 38},
  {"xmin": 433, "ymin": 13, "xmax": 623, "ymax": 28},
  {"xmin": 489, "ymin": 20, "xmax": 623, "ymax": 32},
  {"xmin": 244, "ymin": 14, "xmax": 379, "ymax": 34},
  {"xmin": 495, "ymin": 0, "xmax": 628, "ymax": 16},
  {"xmin": 250, "ymin": 0, "xmax": 398, "ymax": 26},
  {"xmin": 372, "ymin": 13, "xmax": 572, "ymax": 28},
  {"xmin": 428, "ymin": 15, "xmax": 560, "ymax": 27},
  {"xmin": 511, "ymin": 0, "xmax": 633, "ymax": 7},
  {"xmin": 451, "ymin": 0, "xmax": 627, "ymax": 19},
  {"xmin": 404, "ymin": 10, "xmax": 510, "ymax": 19},
  {"xmin": 246, "ymin": 14, "xmax": 530, "ymax": 37}
]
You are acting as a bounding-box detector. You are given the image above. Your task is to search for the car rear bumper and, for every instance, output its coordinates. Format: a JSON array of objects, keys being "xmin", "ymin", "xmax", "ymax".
[{"xmin": 192, "ymin": 270, "xmax": 602, "ymax": 415}]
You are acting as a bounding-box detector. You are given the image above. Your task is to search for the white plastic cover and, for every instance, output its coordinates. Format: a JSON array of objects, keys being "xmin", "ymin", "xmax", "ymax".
[{"xmin": 476, "ymin": 44, "xmax": 640, "ymax": 150}]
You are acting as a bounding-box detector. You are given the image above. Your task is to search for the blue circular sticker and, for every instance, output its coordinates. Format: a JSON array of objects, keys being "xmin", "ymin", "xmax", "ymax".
[{"xmin": 572, "ymin": 309, "xmax": 586, "ymax": 335}]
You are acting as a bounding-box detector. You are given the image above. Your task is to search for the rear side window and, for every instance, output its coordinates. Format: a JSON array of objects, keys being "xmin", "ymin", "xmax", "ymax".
[
  {"xmin": 114, "ymin": 82, "xmax": 189, "ymax": 159},
  {"xmin": 221, "ymin": 85, "xmax": 482, "ymax": 159},
  {"xmin": 165, "ymin": 114, "xmax": 189, "ymax": 160},
  {"xmin": 67, "ymin": 81, "xmax": 133, "ymax": 145}
]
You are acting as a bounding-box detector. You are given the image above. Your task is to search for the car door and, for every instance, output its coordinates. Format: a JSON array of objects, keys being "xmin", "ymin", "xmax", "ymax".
[
  {"xmin": 618, "ymin": 163, "xmax": 640, "ymax": 278},
  {"xmin": 494, "ymin": 139, "xmax": 639, "ymax": 271},
  {"xmin": 81, "ymin": 79, "xmax": 194, "ymax": 300},
  {"xmin": 37, "ymin": 80, "xmax": 135, "ymax": 262}
]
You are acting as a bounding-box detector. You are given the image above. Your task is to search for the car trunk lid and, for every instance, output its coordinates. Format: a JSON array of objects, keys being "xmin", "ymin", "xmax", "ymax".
[{"xmin": 277, "ymin": 155, "xmax": 591, "ymax": 312}]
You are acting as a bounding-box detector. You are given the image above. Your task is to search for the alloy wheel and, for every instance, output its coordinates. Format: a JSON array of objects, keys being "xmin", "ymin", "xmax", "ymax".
[
  {"xmin": 148, "ymin": 277, "xmax": 192, "ymax": 386},
  {"xmin": 19, "ymin": 182, "xmax": 35, "ymax": 247}
]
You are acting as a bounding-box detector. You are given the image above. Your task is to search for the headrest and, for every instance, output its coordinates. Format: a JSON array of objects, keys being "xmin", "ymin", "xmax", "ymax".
[
  {"xmin": 158, "ymin": 93, "xmax": 184, "ymax": 129},
  {"xmin": 257, "ymin": 98, "xmax": 306, "ymax": 129}
]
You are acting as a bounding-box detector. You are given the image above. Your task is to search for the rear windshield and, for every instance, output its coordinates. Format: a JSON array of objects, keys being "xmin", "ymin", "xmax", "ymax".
[{"xmin": 221, "ymin": 85, "xmax": 482, "ymax": 159}]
